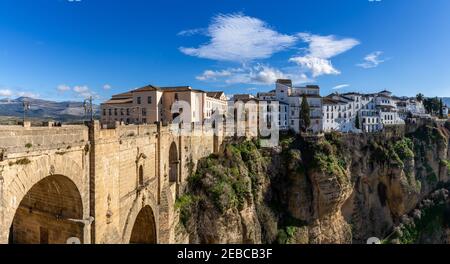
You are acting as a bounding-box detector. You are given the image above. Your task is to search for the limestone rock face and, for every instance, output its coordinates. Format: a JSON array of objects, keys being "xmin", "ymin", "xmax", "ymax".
[{"xmin": 176, "ymin": 121, "xmax": 450, "ymax": 244}]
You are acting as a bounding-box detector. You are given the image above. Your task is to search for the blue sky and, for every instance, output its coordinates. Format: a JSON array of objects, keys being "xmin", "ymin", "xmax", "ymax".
[{"xmin": 0, "ymin": 0, "xmax": 450, "ymax": 102}]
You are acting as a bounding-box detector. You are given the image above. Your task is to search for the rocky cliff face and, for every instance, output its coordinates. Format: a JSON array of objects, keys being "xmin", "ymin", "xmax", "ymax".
[{"xmin": 175, "ymin": 120, "xmax": 450, "ymax": 244}]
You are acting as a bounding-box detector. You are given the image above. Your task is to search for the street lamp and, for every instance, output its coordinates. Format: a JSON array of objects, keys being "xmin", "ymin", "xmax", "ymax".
[
  {"xmin": 22, "ymin": 101, "xmax": 31, "ymax": 124},
  {"xmin": 83, "ymin": 96, "xmax": 94, "ymax": 122}
]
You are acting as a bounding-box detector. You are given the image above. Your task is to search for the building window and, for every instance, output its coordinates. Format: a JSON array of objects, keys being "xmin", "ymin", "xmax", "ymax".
[
  {"xmin": 147, "ymin": 96, "xmax": 152, "ymax": 104},
  {"xmin": 174, "ymin": 93, "xmax": 179, "ymax": 101},
  {"xmin": 142, "ymin": 108, "xmax": 146, "ymax": 116},
  {"xmin": 127, "ymin": 108, "xmax": 130, "ymax": 116},
  {"xmin": 120, "ymin": 108, "xmax": 124, "ymax": 115},
  {"xmin": 114, "ymin": 108, "xmax": 117, "ymax": 116},
  {"xmin": 137, "ymin": 97, "xmax": 141, "ymax": 104},
  {"xmin": 103, "ymin": 109, "xmax": 106, "ymax": 116},
  {"xmin": 109, "ymin": 109, "xmax": 112, "ymax": 116},
  {"xmin": 142, "ymin": 118, "xmax": 147, "ymax": 124}
]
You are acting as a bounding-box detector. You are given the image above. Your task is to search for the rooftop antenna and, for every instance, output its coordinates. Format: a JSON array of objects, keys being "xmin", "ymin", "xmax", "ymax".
[{"xmin": 83, "ymin": 96, "xmax": 94, "ymax": 122}]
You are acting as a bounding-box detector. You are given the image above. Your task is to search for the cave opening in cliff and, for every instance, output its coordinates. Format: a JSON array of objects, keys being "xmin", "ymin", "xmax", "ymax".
[
  {"xmin": 8, "ymin": 175, "xmax": 84, "ymax": 244},
  {"xmin": 129, "ymin": 205, "xmax": 157, "ymax": 244}
]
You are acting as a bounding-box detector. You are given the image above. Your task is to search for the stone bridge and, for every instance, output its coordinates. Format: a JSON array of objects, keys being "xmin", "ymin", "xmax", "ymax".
[{"xmin": 0, "ymin": 121, "xmax": 223, "ymax": 244}]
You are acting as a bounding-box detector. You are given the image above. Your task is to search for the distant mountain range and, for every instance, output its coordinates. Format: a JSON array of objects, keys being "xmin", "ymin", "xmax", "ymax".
[{"xmin": 0, "ymin": 97, "xmax": 99, "ymax": 123}]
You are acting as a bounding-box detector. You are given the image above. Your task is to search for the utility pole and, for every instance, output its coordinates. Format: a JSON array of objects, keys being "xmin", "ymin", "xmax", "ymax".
[
  {"xmin": 83, "ymin": 96, "xmax": 94, "ymax": 122},
  {"xmin": 22, "ymin": 101, "xmax": 31, "ymax": 124}
]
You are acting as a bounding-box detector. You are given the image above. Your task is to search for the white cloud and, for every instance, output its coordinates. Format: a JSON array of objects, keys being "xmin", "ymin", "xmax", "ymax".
[
  {"xmin": 177, "ymin": 28, "xmax": 206, "ymax": 36},
  {"xmin": 196, "ymin": 64, "xmax": 310, "ymax": 86},
  {"xmin": 57, "ymin": 84, "xmax": 71, "ymax": 92},
  {"xmin": 333, "ymin": 84, "xmax": 350, "ymax": 90},
  {"xmin": 73, "ymin": 85, "xmax": 89, "ymax": 93},
  {"xmin": 298, "ymin": 33, "xmax": 360, "ymax": 59},
  {"xmin": 290, "ymin": 33, "xmax": 359, "ymax": 77},
  {"xmin": 103, "ymin": 84, "xmax": 112, "ymax": 90},
  {"xmin": 357, "ymin": 51, "xmax": 385, "ymax": 69},
  {"xmin": 179, "ymin": 13, "xmax": 297, "ymax": 62},
  {"xmin": 196, "ymin": 69, "xmax": 234, "ymax": 81},
  {"xmin": 290, "ymin": 56, "xmax": 340, "ymax": 77},
  {"xmin": 0, "ymin": 89, "xmax": 13, "ymax": 97},
  {"xmin": 72, "ymin": 85, "xmax": 99, "ymax": 99},
  {"xmin": 17, "ymin": 91, "xmax": 40, "ymax": 98}
]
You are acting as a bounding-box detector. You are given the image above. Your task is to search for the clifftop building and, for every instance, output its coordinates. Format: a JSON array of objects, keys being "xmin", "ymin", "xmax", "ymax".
[
  {"xmin": 274, "ymin": 79, "xmax": 323, "ymax": 133},
  {"xmin": 101, "ymin": 85, "xmax": 227, "ymax": 126}
]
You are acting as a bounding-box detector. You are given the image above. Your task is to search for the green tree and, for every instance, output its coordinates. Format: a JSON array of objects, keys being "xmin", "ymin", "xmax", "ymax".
[
  {"xmin": 439, "ymin": 98, "xmax": 444, "ymax": 118},
  {"xmin": 432, "ymin": 97, "xmax": 440, "ymax": 115},
  {"xmin": 355, "ymin": 113, "xmax": 360, "ymax": 130},
  {"xmin": 424, "ymin": 97, "xmax": 441, "ymax": 116},
  {"xmin": 416, "ymin": 93, "xmax": 424, "ymax": 102},
  {"xmin": 300, "ymin": 94, "xmax": 311, "ymax": 132}
]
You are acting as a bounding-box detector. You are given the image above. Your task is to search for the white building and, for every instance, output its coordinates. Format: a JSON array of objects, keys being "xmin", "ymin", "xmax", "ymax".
[
  {"xmin": 275, "ymin": 79, "xmax": 323, "ymax": 133},
  {"xmin": 205, "ymin": 91, "xmax": 228, "ymax": 119},
  {"xmin": 442, "ymin": 105, "xmax": 448, "ymax": 117},
  {"xmin": 257, "ymin": 91, "xmax": 289, "ymax": 131},
  {"xmin": 322, "ymin": 90, "xmax": 404, "ymax": 133}
]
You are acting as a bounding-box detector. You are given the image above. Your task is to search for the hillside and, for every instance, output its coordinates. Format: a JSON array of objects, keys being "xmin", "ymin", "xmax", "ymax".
[{"xmin": 0, "ymin": 97, "xmax": 99, "ymax": 123}]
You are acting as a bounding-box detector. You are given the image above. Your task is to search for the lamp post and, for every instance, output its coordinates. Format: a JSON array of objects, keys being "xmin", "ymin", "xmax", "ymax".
[
  {"xmin": 22, "ymin": 101, "xmax": 31, "ymax": 124},
  {"xmin": 83, "ymin": 96, "xmax": 94, "ymax": 122}
]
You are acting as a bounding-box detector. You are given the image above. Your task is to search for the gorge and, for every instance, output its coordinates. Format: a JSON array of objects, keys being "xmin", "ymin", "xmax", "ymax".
[{"xmin": 175, "ymin": 119, "xmax": 450, "ymax": 244}]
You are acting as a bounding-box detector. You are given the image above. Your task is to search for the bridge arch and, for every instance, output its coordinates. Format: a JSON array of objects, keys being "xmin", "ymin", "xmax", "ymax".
[
  {"xmin": 129, "ymin": 205, "xmax": 157, "ymax": 244},
  {"xmin": 2, "ymin": 155, "xmax": 88, "ymax": 244},
  {"xmin": 9, "ymin": 175, "xmax": 83, "ymax": 244},
  {"xmin": 122, "ymin": 192, "xmax": 158, "ymax": 244}
]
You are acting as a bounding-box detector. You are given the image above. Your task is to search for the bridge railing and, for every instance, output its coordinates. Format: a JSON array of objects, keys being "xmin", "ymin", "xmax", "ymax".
[{"xmin": 0, "ymin": 124, "xmax": 88, "ymax": 156}]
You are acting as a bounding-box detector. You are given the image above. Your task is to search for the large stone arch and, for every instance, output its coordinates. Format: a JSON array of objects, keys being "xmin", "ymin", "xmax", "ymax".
[
  {"xmin": 121, "ymin": 191, "xmax": 159, "ymax": 244},
  {"xmin": 1, "ymin": 154, "xmax": 88, "ymax": 244},
  {"xmin": 9, "ymin": 175, "xmax": 84, "ymax": 244}
]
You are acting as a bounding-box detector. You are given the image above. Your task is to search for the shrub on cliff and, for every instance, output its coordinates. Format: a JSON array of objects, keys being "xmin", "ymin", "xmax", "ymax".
[
  {"xmin": 393, "ymin": 138, "xmax": 415, "ymax": 162},
  {"xmin": 308, "ymin": 140, "xmax": 348, "ymax": 185}
]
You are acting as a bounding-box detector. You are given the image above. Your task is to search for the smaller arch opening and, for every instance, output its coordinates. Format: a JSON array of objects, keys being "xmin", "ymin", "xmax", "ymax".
[
  {"xmin": 129, "ymin": 206, "xmax": 157, "ymax": 244},
  {"xmin": 169, "ymin": 142, "xmax": 178, "ymax": 183}
]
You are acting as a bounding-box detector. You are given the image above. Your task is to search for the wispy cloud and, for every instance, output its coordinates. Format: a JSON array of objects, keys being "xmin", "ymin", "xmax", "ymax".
[
  {"xmin": 0, "ymin": 87, "xmax": 40, "ymax": 98},
  {"xmin": 179, "ymin": 13, "xmax": 297, "ymax": 62},
  {"xmin": 333, "ymin": 84, "xmax": 350, "ymax": 90},
  {"xmin": 290, "ymin": 33, "xmax": 360, "ymax": 77},
  {"xmin": 17, "ymin": 91, "xmax": 40, "ymax": 98},
  {"xmin": 0, "ymin": 89, "xmax": 13, "ymax": 97},
  {"xmin": 180, "ymin": 14, "xmax": 359, "ymax": 86},
  {"xmin": 70, "ymin": 85, "xmax": 99, "ymax": 99},
  {"xmin": 196, "ymin": 69, "xmax": 235, "ymax": 81},
  {"xmin": 57, "ymin": 84, "xmax": 71, "ymax": 92},
  {"xmin": 196, "ymin": 64, "xmax": 311, "ymax": 86},
  {"xmin": 357, "ymin": 51, "xmax": 386, "ymax": 69},
  {"xmin": 103, "ymin": 84, "xmax": 112, "ymax": 90},
  {"xmin": 177, "ymin": 28, "xmax": 206, "ymax": 36}
]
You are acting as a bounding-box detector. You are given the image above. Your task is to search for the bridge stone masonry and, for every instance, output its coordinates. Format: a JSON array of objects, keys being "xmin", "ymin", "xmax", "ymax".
[{"xmin": 0, "ymin": 120, "xmax": 224, "ymax": 244}]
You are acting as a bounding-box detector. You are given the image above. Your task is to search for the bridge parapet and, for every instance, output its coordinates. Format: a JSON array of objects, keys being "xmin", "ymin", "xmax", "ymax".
[{"xmin": 0, "ymin": 125, "xmax": 88, "ymax": 159}]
